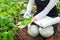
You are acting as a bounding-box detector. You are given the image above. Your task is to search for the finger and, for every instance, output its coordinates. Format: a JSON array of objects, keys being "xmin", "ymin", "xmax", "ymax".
[
  {"xmin": 18, "ymin": 25, "xmax": 25, "ymax": 29},
  {"xmin": 17, "ymin": 22, "xmax": 21, "ymax": 26},
  {"xmin": 32, "ymin": 18, "xmax": 37, "ymax": 22}
]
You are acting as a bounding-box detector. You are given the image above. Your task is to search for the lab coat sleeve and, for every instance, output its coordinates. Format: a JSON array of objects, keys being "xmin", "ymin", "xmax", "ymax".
[
  {"xmin": 34, "ymin": 0, "xmax": 59, "ymax": 20},
  {"xmin": 27, "ymin": 0, "xmax": 35, "ymax": 12}
]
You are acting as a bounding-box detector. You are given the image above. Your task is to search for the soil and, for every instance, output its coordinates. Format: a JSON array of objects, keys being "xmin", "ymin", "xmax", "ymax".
[{"xmin": 14, "ymin": 23, "xmax": 60, "ymax": 40}]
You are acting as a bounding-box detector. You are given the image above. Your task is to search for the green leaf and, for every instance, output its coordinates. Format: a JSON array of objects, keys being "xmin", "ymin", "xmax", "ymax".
[
  {"xmin": 0, "ymin": 26, "xmax": 8, "ymax": 31},
  {"xmin": 7, "ymin": 23, "xmax": 15, "ymax": 27},
  {"xmin": 3, "ymin": 15, "xmax": 13, "ymax": 24},
  {"xmin": 12, "ymin": 25, "xmax": 19, "ymax": 31},
  {"xmin": 3, "ymin": 31, "xmax": 14, "ymax": 40},
  {"xmin": 19, "ymin": 9, "xmax": 26, "ymax": 15},
  {"xmin": 21, "ymin": 18, "xmax": 32, "ymax": 26},
  {"xmin": 0, "ymin": 33, "xmax": 3, "ymax": 39},
  {"xmin": 0, "ymin": 12, "xmax": 7, "ymax": 17},
  {"xmin": 8, "ymin": 31, "xmax": 14, "ymax": 40},
  {"xmin": 0, "ymin": 16, "xmax": 3, "ymax": 25},
  {"xmin": 3, "ymin": 32, "xmax": 9, "ymax": 40},
  {"xmin": 7, "ymin": 15, "xmax": 14, "ymax": 22},
  {"xmin": 3, "ymin": 17, "xmax": 9, "ymax": 24}
]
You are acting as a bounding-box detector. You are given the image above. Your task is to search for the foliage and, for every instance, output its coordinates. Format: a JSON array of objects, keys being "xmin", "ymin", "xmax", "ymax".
[
  {"xmin": 57, "ymin": 0, "xmax": 60, "ymax": 12},
  {"xmin": 0, "ymin": 0, "xmax": 21, "ymax": 40},
  {"xmin": 0, "ymin": 13, "xmax": 18, "ymax": 40},
  {"xmin": 0, "ymin": 0, "xmax": 32, "ymax": 40}
]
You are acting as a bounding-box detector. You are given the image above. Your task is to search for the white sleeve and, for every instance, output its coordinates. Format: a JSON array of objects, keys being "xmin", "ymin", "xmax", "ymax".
[
  {"xmin": 34, "ymin": 0, "xmax": 59, "ymax": 20},
  {"xmin": 27, "ymin": 0, "xmax": 35, "ymax": 12},
  {"xmin": 43, "ymin": 0, "xmax": 59, "ymax": 14}
]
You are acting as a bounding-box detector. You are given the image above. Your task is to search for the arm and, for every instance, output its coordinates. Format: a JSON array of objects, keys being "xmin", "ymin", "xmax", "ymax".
[
  {"xmin": 34, "ymin": 0, "xmax": 59, "ymax": 20},
  {"xmin": 27, "ymin": 0, "xmax": 35, "ymax": 12},
  {"xmin": 43, "ymin": 0, "xmax": 59, "ymax": 14},
  {"xmin": 23, "ymin": 0, "xmax": 35, "ymax": 18}
]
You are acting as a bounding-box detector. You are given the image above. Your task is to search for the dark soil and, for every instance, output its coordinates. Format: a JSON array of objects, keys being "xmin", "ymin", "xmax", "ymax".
[{"xmin": 14, "ymin": 23, "xmax": 60, "ymax": 40}]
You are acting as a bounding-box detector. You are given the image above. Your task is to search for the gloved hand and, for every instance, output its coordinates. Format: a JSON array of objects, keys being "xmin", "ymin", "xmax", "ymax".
[{"xmin": 23, "ymin": 11, "xmax": 31, "ymax": 19}]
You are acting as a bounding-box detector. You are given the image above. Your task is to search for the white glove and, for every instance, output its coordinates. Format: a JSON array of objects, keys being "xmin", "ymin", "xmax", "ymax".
[{"xmin": 23, "ymin": 11, "xmax": 31, "ymax": 19}]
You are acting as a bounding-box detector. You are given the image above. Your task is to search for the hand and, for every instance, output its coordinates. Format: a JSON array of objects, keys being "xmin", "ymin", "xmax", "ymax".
[
  {"xmin": 17, "ymin": 22, "xmax": 21, "ymax": 26},
  {"xmin": 23, "ymin": 11, "xmax": 31, "ymax": 19},
  {"xmin": 17, "ymin": 22, "xmax": 26, "ymax": 29},
  {"xmin": 32, "ymin": 17, "xmax": 37, "ymax": 22}
]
